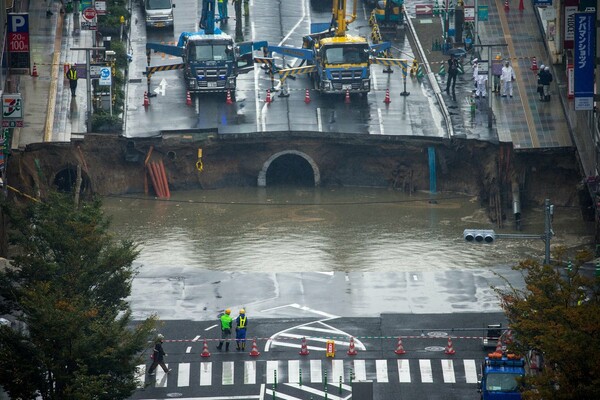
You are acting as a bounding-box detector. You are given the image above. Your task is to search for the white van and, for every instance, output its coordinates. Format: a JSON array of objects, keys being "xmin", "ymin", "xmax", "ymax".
[{"xmin": 144, "ymin": 0, "xmax": 175, "ymax": 29}]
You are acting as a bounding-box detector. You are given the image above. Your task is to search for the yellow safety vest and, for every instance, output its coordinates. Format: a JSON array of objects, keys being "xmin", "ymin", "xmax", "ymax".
[
  {"xmin": 238, "ymin": 316, "xmax": 246, "ymax": 328},
  {"xmin": 67, "ymin": 69, "xmax": 77, "ymax": 80}
]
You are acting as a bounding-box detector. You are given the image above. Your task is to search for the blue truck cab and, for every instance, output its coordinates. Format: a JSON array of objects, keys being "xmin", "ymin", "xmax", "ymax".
[{"xmin": 480, "ymin": 353, "xmax": 525, "ymax": 400}]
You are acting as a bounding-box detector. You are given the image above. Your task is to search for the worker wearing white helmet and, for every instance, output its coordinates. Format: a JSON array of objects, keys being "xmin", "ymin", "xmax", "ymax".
[
  {"xmin": 216, "ymin": 309, "xmax": 233, "ymax": 351},
  {"xmin": 148, "ymin": 334, "xmax": 171, "ymax": 375},
  {"xmin": 235, "ymin": 308, "xmax": 248, "ymax": 351}
]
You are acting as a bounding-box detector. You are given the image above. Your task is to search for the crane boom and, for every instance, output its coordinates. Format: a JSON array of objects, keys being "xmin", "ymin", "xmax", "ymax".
[{"xmin": 332, "ymin": 0, "xmax": 357, "ymax": 37}]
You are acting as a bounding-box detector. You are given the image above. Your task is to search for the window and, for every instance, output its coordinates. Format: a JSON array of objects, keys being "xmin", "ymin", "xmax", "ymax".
[
  {"xmin": 189, "ymin": 44, "xmax": 233, "ymax": 62},
  {"xmin": 486, "ymin": 373, "xmax": 519, "ymax": 392},
  {"xmin": 324, "ymin": 45, "xmax": 369, "ymax": 64},
  {"xmin": 146, "ymin": 0, "xmax": 171, "ymax": 10}
]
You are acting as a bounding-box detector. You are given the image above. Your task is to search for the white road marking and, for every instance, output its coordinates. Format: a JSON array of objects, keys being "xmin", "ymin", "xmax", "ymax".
[
  {"xmin": 178, "ymin": 362, "xmax": 190, "ymax": 386},
  {"xmin": 245, "ymin": 361, "xmax": 256, "ymax": 385},
  {"xmin": 186, "ymin": 346, "xmax": 192, "ymax": 353},
  {"xmin": 264, "ymin": 389, "xmax": 303, "ymax": 400},
  {"xmin": 464, "ymin": 359, "xmax": 478, "ymax": 383},
  {"xmin": 310, "ymin": 359, "xmax": 322, "ymax": 383},
  {"xmin": 137, "ymin": 397, "xmax": 261, "ymax": 400},
  {"xmin": 378, "ymin": 108, "xmax": 384, "ymax": 134},
  {"xmin": 192, "ymin": 335, "xmax": 201, "ymax": 341},
  {"xmin": 266, "ymin": 360, "xmax": 279, "ymax": 384},
  {"xmin": 376, "ymin": 359, "xmax": 388, "ymax": 382},
  {"xmin": 205, "ymin": 324, "xmax": 218, "ymax": 331},
  {"xmin": 353, "ymin": 359, "xmax": 366, "ymax": 381},
  {"xmin": 398, "ymin": 359, "xmax": 411, "ymax": 382},
  {"xmin": 155, "ymin": 364, "xmax": 168, "ymax": 387},
  {"xmin": 419, "ymin": 359, "xmax": 433, "ymax": 383},
  {"xmin": 441, "ymin": 359, "xmax": 456, "ymax": 383},
  {"xmin": 288, "ymin": 360, "xmax": 300, "ymax": 383},
  {"xmin": 278, "ymin": 384, "xmax": 347, "ymax": 400},
  {"xmin": 317, "ymin": 107, "xmax": 322, "ymax": 132},
  {"xmin": 222, "ymin": 361, "xmax": 234, "ymax": 385},
  {"xmin": 135, "ymin": 364, "xmax": 146, "ymax": 388},
  {"xmin": 332, "ymin": 359, "xmax": 344, "ymax": 382},
  {"xmin": 412, "ymin": 274, "xmax": 419, "ymax": 281},
  {"xmin": 269, "ymin": 340, "xmax": 325, "ymax": 351},
  {"xmin": 200, "ymin": 361, "xmax": 212, "ymax": 386}
]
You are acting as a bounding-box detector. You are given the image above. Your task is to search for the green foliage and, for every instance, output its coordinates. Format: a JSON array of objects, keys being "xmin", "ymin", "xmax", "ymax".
[
  {"xmin": 494, "ymin": 259, "xmax": 600, "ymax": 400},
  {"xmin": 92, "ymin": 112, "xmax": 123, "ymax": 133},
  {"xmin": 110, "ymin": 40, "xmax": 129, "ymax": 69},
  {"xmin": 0, "ymin": 192, "xmax": 157, "ymax": 400}
]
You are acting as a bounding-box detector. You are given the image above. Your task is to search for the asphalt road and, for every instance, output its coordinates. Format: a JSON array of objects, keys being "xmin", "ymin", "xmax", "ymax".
[
  {"xmin": 124, "ymin": 0, "xmax": 445, "ymax": 138},
  {"xmin": 130, "ymin": 313, "xmax": 505, "ymax": 399}
]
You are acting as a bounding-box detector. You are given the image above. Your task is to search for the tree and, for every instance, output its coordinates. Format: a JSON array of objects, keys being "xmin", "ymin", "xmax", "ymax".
[
  {"xmin": 0, "ymin": 192, "xmax": 157, "ymax": 399},
  {"xmin": 494, "ymin": 258, "xmax": 600, "ymax": 400}
]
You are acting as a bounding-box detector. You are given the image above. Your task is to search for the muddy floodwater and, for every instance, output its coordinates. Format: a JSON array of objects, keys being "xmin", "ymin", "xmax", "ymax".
[{"xmin": 102, "ymin": 187, "xmax": 594, "ymax": 272}]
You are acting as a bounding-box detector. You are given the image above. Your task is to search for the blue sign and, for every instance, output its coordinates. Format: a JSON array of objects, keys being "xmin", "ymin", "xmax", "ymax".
[
  {"xmin": 478, "ymin": 5, "xmax": 488, "ymax": 22},
  {"xmin": 8, "ymin": 13, "xmax": 28, "ymax": 33},
  {"xmin": 533, "ymin": 0, "xmax": 552, "ymax": 6},
  {"xmin": 574, "ymin": 13, "xmax": 595, "ymax": 110}
]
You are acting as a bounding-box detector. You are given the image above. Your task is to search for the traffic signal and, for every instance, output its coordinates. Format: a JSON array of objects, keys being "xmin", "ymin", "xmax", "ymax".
[{"xmin": 463, "ymin": 229, "xmax": 495, "ymax": 243}]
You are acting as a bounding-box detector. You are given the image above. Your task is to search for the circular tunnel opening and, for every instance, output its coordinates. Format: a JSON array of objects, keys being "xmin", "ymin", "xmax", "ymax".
[
  {"xmin": 53, "ymin": 166, "xmax": 91, "ymax": 194},
  {"xmin": 265, "ymin": 153, "xmax": 315, "ymax": 187}
]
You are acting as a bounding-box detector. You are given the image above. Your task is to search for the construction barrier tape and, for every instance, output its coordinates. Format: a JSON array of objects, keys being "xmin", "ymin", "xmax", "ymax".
[{"xmin": 164, "ymin": 334, "xmax": 507, "ymax": 343}]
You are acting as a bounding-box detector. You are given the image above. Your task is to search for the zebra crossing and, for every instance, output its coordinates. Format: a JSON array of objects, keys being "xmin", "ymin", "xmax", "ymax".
[{"xmin": 135, "ymin": 358, "xmax": 479, "ymax": 388}]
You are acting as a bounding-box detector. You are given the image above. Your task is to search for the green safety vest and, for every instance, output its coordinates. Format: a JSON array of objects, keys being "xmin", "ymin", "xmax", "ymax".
[
  {"xmin": 220, "ymin": 314, "xmax": 232, "ymax": 330},
  {"xmin": 238, "ymin": 316, "xmax": 246, "ymax": 329}
]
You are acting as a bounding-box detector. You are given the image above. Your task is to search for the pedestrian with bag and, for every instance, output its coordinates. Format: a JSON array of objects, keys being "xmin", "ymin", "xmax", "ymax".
[
  {"xmin": 148, "ymin": 334, "xmax": 171, "ymax": 375},
  {"xmin": 66, "ymin": 65, "xmax": 78, "ymax": 97},
  {"xmin": 500, "ymin": 60, "xmax": 515, "ymax": 98},
  {"xmin": 235, "ymin": 309, "xmax": 248, "ymax": 351},
  {"xmin": 216, "ymin": 308, "xmax": 233, "ymax": 351}
]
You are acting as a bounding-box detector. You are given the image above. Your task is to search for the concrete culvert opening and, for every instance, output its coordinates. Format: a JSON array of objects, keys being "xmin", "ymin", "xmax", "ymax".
[
  {"xmin": 53, "ymin": 165, "xmax": 91, "ymax": 194},
  {"xmin": 258, "ymin": 151, "xmax": 320, "ymax": 187}
]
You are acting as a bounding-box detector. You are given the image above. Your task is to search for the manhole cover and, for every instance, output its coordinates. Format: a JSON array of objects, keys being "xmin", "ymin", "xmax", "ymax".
[
  {"xmin": 424, "ymin": 346, "xmax": 446, "ymax": 352},
  {"xmin": 166, "ymin": 394, "xmax": 183, "ymax": 398},
  {"xmin": 427, "ymin": 331, "xmax": 448, "ymax": 337}
]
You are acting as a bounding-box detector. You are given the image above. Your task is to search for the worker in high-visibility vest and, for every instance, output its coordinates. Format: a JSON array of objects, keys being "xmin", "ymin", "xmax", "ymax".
[
  {"xmin": 217, "ymin": 0, "xmax": 228, "ymax": 21},
  {"xmin": 235, "ymin": 309, "xmax": 248, "ymax": 351},
  {"xmin": 216, "ymin": 309, "xmax": 233, "ymax": 351},
  {"xmin": 66, "ymin": 65, "xmax": 78, "ymax": 97}
]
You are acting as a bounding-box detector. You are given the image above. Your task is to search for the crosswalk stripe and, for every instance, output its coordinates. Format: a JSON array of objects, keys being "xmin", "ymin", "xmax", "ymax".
[
  {"xmin": 310, "ymin": 359, "xmax": 322, "ymax": 383},
  {"xmin": 135, "ymin": 364, "xmax": 146, "ymax": 388},
  {"xmin": 178, "ymin": 363, "xmax": 190, "ymax": 386},
  {"xmin": 280, "ymin": 384, "xmax": 348, "ymax": 400},
  {"xmin": 419, "ymin": 359, "xmax": 433, "ymax": 383},
  {"xmin": 244, "ymin": 361, "xmax": 256, "ymax": 385},
  {"xmin": 354, "ymin": 359, "xmax": 367, "ymax": 381},
  {"xmin": 332, "ymin": 359, "xmax": 344, "ymax": 382},
  {"xmin": 376, "ymin": 359, "xmax": 388, "ymax": 383},
  {"xmin": 464, "ymin": 359, "xmax": 478, "ymax": 383},
  {"xmin": 397, "ymin": 359, "xmax": 411, "ymax": 383},
  {"xmin": 288, "ymin": 360, "xmax": 300, "ymax": 383},
  {"xmin": 200, "ymin": 361, "xmax": 212, "ymax": 386},
  {"xmin": 155, "ymin": 364, "xmax": 169, "ymax": 387},
  {"xmin": 441, "ymin": 360, "xmax": 456, "ymax": 383},
  {"xmin": 222, "ymin": 361, "xmax": 234, "ymax": 385},
  {"xmin": 266, "ymin": 360, "xmax": 279, "ymax": 384}
]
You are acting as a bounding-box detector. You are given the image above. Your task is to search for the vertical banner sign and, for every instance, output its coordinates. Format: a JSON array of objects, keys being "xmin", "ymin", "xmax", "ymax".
[
  {"xmin": 7, "ymin": 13, "xmax": 30, "ymax": 70},
  {"xmin": 573, "ymin": 13, "xmax": 595, "ymax": 111},
  {"xmin": 563, "ymin": 4, "xmax": 578, "ymax": 49}
]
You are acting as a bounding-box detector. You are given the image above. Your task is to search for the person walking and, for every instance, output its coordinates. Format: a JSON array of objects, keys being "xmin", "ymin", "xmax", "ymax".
[
  {"xmin": 472, "ymin": 58, "xmax": 479, "ymax": 91},
  {"xmin": 217, "ymin": 0, "xmax": 228, "ymax": 21},
  {"xmin": 536, "ymin": 64, "xmax": 546, "ymax": 100},
  {"xmin": 235, "ymin": 309, "xmax": 248, "ymax": 351},
  {"xmin": 148, "ymin": 334, "xmax": 171, "ymax": 375},
  {"xmin": 445, "ymin": 55, "xmax": 459, "ymax": 100},
  {"xmin": 66, "ymin": 65, "xmax": 78, "ymax": 97},
  {"xmin": 216, "ymin": 308, "xmax": 233, "ymax": 351},
  {"xmin": 541, "ymin": 66, "xmax": 552, "ymax": 102},
  {"xmin": 475, "ymin": 72, "xmax": 488, "ymax": 99},
  {"xmin": 500, "ymin": 60, "xmax": 515, "ymax": 98}
]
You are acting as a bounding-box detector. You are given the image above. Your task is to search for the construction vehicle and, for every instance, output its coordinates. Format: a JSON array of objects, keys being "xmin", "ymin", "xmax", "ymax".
[
  {"xmin": 373, "ymin": 0, "xmax": 404, "ymax": 29},
  {"xmin": 267, "ymin": 0, "xmax": 407, "ymax": 95},
  {"xmin": 144, "ymin": 0, "xmax": 265, "ymax": 98},
  {"xmin": 479, "ymin": 353, "xmax": 525, "ymax": 400},
  {"xmin": 482, "ymin": 323, "xmax": 503, "ymax": 349}
]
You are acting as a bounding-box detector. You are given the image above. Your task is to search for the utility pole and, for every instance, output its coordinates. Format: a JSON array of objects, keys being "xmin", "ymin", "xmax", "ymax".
[{"xmin": 70, "ymin": 47, "xmax": 105, "ymax": 133}]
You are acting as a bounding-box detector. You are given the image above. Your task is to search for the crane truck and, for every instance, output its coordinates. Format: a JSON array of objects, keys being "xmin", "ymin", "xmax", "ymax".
[
  {"xmin": 479, "ymin": 353, "xmax": 525, "ymax": 400},
  {"xmin": 144, "ymin": 0, "xmax": 265, "ymax": 98},
  {"xmin": 267, "ymin": 0, "xmax": 407, "ymax": 95}
]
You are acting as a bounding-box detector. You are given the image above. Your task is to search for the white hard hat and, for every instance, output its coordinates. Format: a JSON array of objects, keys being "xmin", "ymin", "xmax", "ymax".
[
  {"xmin": 472, "ymin": 58, "xmax": 478, "ymax": 64},
  {"xmin": 539, "ymin": 64, "xmax": 545, "ymax": 69},
  {"xmin": 157, "ymin": 334, "xmax": 164, "ymax": 340},
  {"xmin": 544, "ymin": 66, "xmax": 550, "ymax": 71}
]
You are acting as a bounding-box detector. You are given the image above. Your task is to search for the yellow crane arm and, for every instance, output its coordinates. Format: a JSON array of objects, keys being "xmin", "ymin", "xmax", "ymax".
[{"xmin": 332, "ymin": 0, "xmax": 357, "ymax": 37}]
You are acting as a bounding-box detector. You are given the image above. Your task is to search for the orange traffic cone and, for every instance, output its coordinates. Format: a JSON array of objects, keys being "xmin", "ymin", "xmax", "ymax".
[
  {"xmin": 226, "ymin": 89, "xmax": 233, "ymax": 104},
  {"xmin": 265, "ymin": 89, "xmax": 272, "ymax": 104},
  {"xmin": 200, "ymin": 339, "xmax": 211, "ymax": 358},
  {"xmin": 530, "ymin": 56, "xmax": 538, "ymax": 72},
  {"xmin": 344, "ymin": 89, "xmax": 351, "ymax": 104},
  {"xmin": 505, "ymin": 330, "xmax": 513, "ymax": 345},
  {"xmin": 32, "ymin": 63, "xmax": 39, "ymax": 77},
  {"xmin": 394, "ymin": 337, "xmax": 406, "ymax": 355},
  {"xmin": 347, "ymin": 337, "xmax": 358, "ymax": 356},
  {"xmin": 299, "ymin": 337, "xmax": 310, "ymax": 356},
  {"xmin": 504, "ymin": 0, "xmax": 509, "ymax": 11},
  {"xmin": 249, "ymin": 338, "xmax": 260, "ymax": 357},
  {"xmin": 384, "ymin": 88, "xmax": 391, "ymax": 104},
  {"xmin": 143, "ymin": 91, "xmax": 150, "ymax": 109},
  {"xmin": 186, "ymin": 91, "xmax": 192, "ymax": 106},
  {"xmin": 304, "ymin": 88, "xmax": 311, "ymax": 104},
  {"xmin": 445, "ymin": 337, "xmax": 456, "ymax": 355}
]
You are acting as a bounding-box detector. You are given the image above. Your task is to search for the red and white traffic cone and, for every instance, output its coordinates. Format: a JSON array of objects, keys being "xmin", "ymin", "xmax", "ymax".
[
  {"xmin": 249, "ymin": 338, "xmax": 260, "ymax": 357},
  {"xmin": 504, "ymin": 0, "xmax": 509, "ymax": 11},
  {"xmin": 265, "ymin": 89, "xmax": 272, "ymax": 104},
  {"xmin": 445, "ymin": 337, "xmax": 456, "ymax": 355},
  {"xmin": 200, "ymin": 339, "xmax": 211, "ymax": 358},
  {"xmin": 304, "ymin": 88, "xmax": 311, "ymax": 104},
  {"xmin": 186, "ymin": 91, "xmax": 192, "ymax": 106},
  {"xmin": 226, "ymin": 89, "xmax": 233, "ymax": 105},
  {"xmin": 299, "ymin": 337, "xmax": 310, "ymax": 356},
  {"xmin": 344, "ymin": 89, "xmax": 351, "ymax": 104},
  {"xmin": 383, "ymin": 88, "xmax": 391, "ymax": 105},
  {"xmin": 143, "ymin": 91, "xmax": 150, "ymax": 109},
  {"xmin": 518, "ymin": 0, "xmax": 524, "ymax": 11},
  {"xmin": 32, "ymin": 63, "xmax": 39, "ymax": 77},
  {"xmin": 530, "ymin": 56, "xmax": 538, "ymax": 72},
  {"xmin": 495, "ymin": 338, "xmax": 503, "ymax": 353},
  {"xmin": 394, "ymin": 337, "xmax": 406, "ymax": 355},
  {"xmin": 347, "ymin": 337, "xmax": 358, "ymax": 356}
]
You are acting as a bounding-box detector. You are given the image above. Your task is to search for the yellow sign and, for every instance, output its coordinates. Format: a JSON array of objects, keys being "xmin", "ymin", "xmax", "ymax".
[{"xmin": 326, "ymin": 340, "xmax": 335, "ymax": 358}]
